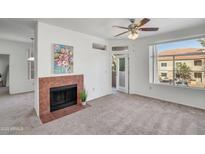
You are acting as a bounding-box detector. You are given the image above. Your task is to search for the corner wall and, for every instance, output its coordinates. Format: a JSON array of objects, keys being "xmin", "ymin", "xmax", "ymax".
[{"xmin": 108, "ymin": 24, "xmax": 205, "ymax": 110}]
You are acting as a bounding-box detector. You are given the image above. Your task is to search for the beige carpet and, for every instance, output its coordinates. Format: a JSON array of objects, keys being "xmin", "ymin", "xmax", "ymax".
[
  {"xmin": 1, "ymin": 90, "xmax": 205, "ymax": 135},
  {"xmin": 0, "ymin": 89, "xmax": 41, "ymax": 135},
  {"xmin": 0, "ymin": 87, "xmax": 9, "ymax": 96}
]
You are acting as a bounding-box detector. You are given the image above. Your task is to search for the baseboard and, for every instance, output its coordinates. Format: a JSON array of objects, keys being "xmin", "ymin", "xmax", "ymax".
[{"xmin": 132, "ymin": 92, "xmax": 205, "ymax": 111}]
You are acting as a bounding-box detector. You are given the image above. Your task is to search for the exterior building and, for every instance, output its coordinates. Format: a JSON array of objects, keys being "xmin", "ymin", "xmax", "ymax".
[{"xmin": 157, "ymin": 48, "xmax": 205, "ymax": 88}]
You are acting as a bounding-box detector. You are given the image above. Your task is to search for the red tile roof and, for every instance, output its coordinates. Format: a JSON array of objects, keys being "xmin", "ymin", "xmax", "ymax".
[{"xmin": 158, "ymin": 48, "xmax": 205, "ymax": 61}]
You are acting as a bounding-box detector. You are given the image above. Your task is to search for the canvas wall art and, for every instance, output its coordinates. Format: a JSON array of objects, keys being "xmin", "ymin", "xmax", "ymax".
[{"xmin": 53, "ymin": 44, "xmax": 73, "ymax": 74}]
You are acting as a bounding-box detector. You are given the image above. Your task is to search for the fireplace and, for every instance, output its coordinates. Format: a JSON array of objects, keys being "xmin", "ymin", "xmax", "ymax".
[
  {"xmin": 50, "ymin": 84, "xmax": 77, "ymax": 112},
  {"xmin": 39, "ymin": 75, "xmax": 86, "ymax": 123}
]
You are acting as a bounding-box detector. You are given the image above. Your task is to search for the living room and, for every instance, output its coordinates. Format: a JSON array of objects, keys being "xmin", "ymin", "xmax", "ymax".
[
  {"xmin": 1, "ymin": 0, "xmax": 205, "ymax": 153},
  {"xmin": 0, "ymin": 18, "xmax": 205, "ymax": 135}
]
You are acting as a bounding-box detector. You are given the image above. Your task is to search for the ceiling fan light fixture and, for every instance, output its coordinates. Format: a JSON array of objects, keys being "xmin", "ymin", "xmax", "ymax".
[
  {"xmin": 113, "ymin": 18, "xmax": 159, "ymax": 39},
  {"xmin": 128, "ymin": 32, "xmax": 139, "ymax": 40}
]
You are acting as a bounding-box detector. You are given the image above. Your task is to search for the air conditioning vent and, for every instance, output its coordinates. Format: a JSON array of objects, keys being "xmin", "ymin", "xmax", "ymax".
[
  {"xmin": 92, "ymin": 43, "xmax": 106, "ymax": 51},
  {"xmin": 112, "ymin": 46, "xmax": 128, "ymax": 51}
]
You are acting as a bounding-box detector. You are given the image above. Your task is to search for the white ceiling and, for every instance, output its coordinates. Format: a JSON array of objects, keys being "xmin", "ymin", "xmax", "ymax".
[
  {"xmin": 0, "ymin": 19, "xmax": 35, "ymax": 43},
  {"xmin": 39, "ymin": 18, "xmax": 205, "ymax": 39},
  {"xmin": 1, "ymin": 18, "xmax": 205, "ymax": 43}
]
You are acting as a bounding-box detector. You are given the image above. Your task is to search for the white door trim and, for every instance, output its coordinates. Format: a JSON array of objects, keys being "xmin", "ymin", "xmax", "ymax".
[{"xmin": 116, "ymin": 54, "xmax": 129, "ymax": 93}]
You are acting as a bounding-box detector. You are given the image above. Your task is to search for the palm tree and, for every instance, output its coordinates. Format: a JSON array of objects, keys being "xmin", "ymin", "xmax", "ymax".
[{"xmin": 198, "ymin": 38, "xmax": 205, "ymax": 47}]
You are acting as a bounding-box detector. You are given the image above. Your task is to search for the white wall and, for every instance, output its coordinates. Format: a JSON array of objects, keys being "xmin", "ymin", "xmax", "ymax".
[
  {"xmin": 109, "ymin": 24, "xmax": 205, "ymax": 110},
  {"xmin": 35, "ymin": 22, "xmax": 112, "ymax": 115},
  {"xmin": 0, "ymin": 39, "xmax": 34, "ymax": 94}
]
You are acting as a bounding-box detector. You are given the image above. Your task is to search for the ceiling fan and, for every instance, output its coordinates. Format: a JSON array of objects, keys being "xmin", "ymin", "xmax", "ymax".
[{"xmin": 113, "ymin": 18, "xmax": 159, "ymax": 40}]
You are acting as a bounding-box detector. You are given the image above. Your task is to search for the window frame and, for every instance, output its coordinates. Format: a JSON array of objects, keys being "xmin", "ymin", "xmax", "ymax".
[
  {"xmin": 194, "ymin": 60, "xmax": 202, "ymax": 66},
  {"xmin": 161, "ymin": 73, "xmax": 167, "ymax": 77},
  {"xmin": 194, "ymin": 72, "xmax": 202, "ymax": 79},
  {"xmin": 161, "ymin": 62, "xmax": 167, "ymax": 67},
  {"xmin": 28, "ymin": 49, "xmax": 34, "ymax": 80},
  {"xmin": 149, "ymin": 35, "xmax": 205, "ymax": 91}
]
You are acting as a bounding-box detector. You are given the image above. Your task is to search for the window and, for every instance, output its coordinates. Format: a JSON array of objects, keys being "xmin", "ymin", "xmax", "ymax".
[
  {"xmin": 161, "ymin": 63, "xmax": 167, "ymax": 67},
  {"xmin": 161, "ymin": 73, "xmax": 167, "ymax": 77},
  {"xmin": 149, "ymin": 37, "xmax": 205, "ymax": 89},
  {"xmin": 119, "ymin": 58, "xmax": 125, "ymax": 71},
  {"xmin": 28, "ymin": 50, "xmax": 34, "ymax": 80},
  {"xmin": 194, "ymin": 73, "xmax": 202, "ymax": 78},
  {"xmin": 112, "ymin": 46, "xmax": 128, "ymax": 51},
  {"xmin": 194, "ymin": 60, "xmax": 202, "ymax": 66},
  {"xmin": 92, "ymin": 43, "xmax": 106, "ymax": 50}
]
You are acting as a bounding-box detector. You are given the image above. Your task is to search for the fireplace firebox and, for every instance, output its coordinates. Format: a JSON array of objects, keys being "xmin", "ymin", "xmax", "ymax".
[{"xmin": 50, "ymin": 84, "xmax": 77, "ymax": 112}]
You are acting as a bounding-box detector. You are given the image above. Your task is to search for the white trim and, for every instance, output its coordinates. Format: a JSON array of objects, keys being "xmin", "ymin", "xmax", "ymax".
[
  {"xmin": 116, "ymin": 54, "xmax": 129, "ymax": 93},
  {"xmin": 149, "ymin": 34, "xmax": 205, "ymax": 46},
  {"xmin": 150, "ymin": 83, "xmax": 205, "ymax": 91}
]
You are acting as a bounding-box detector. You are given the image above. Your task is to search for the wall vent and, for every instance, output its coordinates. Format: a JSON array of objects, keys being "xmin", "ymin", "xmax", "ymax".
[
  {"xmin": 92, "ymin": 43, "xmax": 106, "ymax": 51},
  {"xmin": 112, "ymin": 46, "xmax": 128, "ymax": 51}
]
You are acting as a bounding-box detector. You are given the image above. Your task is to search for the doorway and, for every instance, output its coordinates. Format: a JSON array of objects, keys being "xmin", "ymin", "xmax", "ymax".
[
  {"xmin": 0, "ymin": 54, "xmax": 9, "ymax": 95},
  {"xmin": 112, "ymin": 53, "xmax": 129, "ymax": 94}
]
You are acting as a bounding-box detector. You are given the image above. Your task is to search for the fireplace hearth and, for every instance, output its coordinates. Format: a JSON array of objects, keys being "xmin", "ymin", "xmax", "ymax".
[{"xmin": 50, "ymin": 84, "xmax": 77, "ymax": 112}]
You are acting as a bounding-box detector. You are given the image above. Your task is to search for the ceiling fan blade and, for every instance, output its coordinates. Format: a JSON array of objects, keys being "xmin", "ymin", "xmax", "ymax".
[
  {"xmin": 136, "ymin": 18, "xmax": 150, "ymax": 27},
  {"xmin": 112, "ymin": 26, "xmax": 129, "ymax": 29},
  {"xmin": 114, "ymin": 31, "xmax": 129, "ymax": 37},
  {"xmin": 138, "ymin": 27, "xmax": 159, "ymax": 31}
]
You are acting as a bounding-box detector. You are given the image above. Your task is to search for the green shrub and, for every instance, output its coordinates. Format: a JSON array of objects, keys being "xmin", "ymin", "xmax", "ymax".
[{"xmin": 80, "ymin": 89, "xmax": 87, "ymax": 102}]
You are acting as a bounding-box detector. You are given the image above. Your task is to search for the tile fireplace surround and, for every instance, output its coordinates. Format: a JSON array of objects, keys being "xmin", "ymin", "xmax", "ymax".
[{"xmin": 39, "ymin": 75, "xmax": 86, "ymax": 123}]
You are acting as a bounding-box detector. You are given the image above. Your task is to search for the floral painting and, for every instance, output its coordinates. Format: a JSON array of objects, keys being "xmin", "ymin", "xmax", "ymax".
[{"xmin": 53, "ymin": 44, "xmax": 73, "ymax": 74}]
